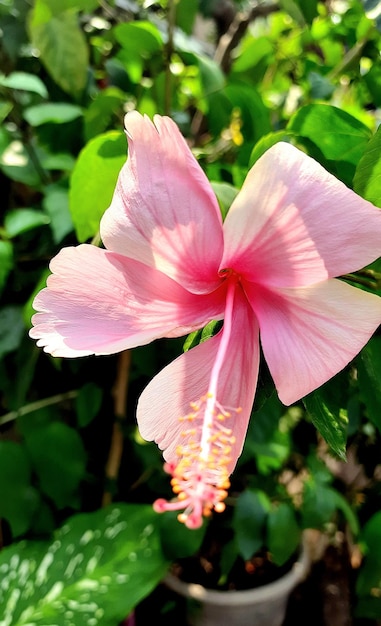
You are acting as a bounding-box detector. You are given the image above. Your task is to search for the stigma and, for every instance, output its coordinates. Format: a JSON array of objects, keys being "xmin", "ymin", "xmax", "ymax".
[{"xmin": 153, "ymin": 393, "xmax": 241, "ymax": 528}]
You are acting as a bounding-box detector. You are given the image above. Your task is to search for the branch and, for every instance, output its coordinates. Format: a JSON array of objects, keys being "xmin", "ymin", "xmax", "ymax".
[{"xmin": 102, "ymin": 349, "xmax": 131, "ymax": 507}]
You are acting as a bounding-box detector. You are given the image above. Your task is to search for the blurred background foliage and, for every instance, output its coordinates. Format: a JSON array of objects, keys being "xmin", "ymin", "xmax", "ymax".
[{"xmin": 2, "ymin": 0, "xmax": 381, "ymax": 624}]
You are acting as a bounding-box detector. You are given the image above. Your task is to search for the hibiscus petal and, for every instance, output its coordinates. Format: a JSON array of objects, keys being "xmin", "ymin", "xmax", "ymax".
[
  {"xmin": 221, "ymin": 142, "xmax": 381, "ymax": 288},
  {"xmin": 137, "ymin": 288, "xmax": 260, "ymax": 474},
  {"xmin": 245, "ymin": 279, "xmax": 381, "ymax": 405},
  {"xmin": 101, "ymin": 112, "xmax": 223, "ymax": 294},
  {"xmin": 29, "ymin": 244, "xmax": 226, "ymax": 357}
]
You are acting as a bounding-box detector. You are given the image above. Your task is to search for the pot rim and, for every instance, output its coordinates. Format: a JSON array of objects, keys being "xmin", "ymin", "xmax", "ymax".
[{"xmin": 164, "ymin": 533, "xmax": 311, "ymax": 607}]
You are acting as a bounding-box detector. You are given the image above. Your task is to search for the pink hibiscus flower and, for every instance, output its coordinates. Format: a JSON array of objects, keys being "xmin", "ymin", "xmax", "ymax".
[{"xmin": 30, "ymin": 112, "xmax": 381, "ymax": 528}]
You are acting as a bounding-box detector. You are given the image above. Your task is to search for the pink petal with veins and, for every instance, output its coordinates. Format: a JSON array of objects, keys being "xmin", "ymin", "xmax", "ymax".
[
  {"xmin": 245, "ymin": 278, "xmax": 381, "ymax": 405},
  {"xmin": 137, "ymin": 287, "xmax": 259, "ymax": 474},
  {"xmin": 222, "ymin": 142, "xmax": 381, "ymax": 288},
  {"xmin": 30, "ymin": 244, "xmax": 226, "ymax": 357},
  {"xmin": 101, "ymin": 112, "xmax": 224, "ymax": 294}
]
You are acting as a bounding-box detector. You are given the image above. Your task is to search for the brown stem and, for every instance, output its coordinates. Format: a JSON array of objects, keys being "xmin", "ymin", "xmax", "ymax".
[
  {"xmin": 214, "ymin": 2, "xmax": 279, "ymax": 74},
  {"xmin": 102, "ymin": 349, "xmax": 131, "ymax": 507},
  {"xmin": 191, "ymin": 2, "xmax": 279, "ymax": 142}
]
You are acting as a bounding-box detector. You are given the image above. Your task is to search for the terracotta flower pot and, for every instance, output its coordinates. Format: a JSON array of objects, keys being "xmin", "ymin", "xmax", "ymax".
[{"xmin": 164, "ymin": 535, "xmax": 311, "ymax": 626}]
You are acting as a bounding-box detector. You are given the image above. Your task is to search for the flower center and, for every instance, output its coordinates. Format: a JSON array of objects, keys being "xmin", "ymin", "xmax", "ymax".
[{"xmin": 153, "ymin": 277, "xmax": 241, "ymax": 528}]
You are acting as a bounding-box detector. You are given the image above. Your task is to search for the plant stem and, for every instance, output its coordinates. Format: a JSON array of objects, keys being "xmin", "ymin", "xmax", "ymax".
[
  {"xmin": 102, "ymin": 349, "xmax": 131, "ymax": 507},
  {"xmin": 0, "ymin": 390, "xmax": 78, "ymax": 427}
]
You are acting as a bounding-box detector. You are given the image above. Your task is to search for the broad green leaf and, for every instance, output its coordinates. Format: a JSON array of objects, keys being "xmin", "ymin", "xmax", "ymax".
[
  {"xmin": 183, "ymin": 320, "xmax": 222, "ymax": 352},
  {"xmin": 0, "ymin": 504, "xmax": 169, "ymax": 626},
  {"xmin": 210, "ymin": 181, "xmax": 238, "ymax": 219},
  {"xmin": 240, "ymin": 394, "xmax": 290, "ymax": 475},
  {"xmin": 0, "ymin": 100, "xmax": 12, "ymax": 123},
  {"xmin": 356, "ymin": 511, "xmax": 381, "ymax": 596},
  {"xmin": 0, "ymin": 306, "xmax": 25, "ymax": 357},
  {"xmin": 209, "ymin": 82, "xmax": 271, "ymax": 163},
  {"xmin": 114, "ymin": 21, "xmax": 163, "ymax": 83},
  {"xmin": 295, "ymin": 0, "xmax": 318, "ymax": 23},
  {"xmin": 176, "ymin": 0, "xmax": 198, "ymax": 34},
  {"xmin": 279, "ymin": 0, "xmax": 306, "ymax": 26},
  {"xmin": 357, "ymin": 336, "xmax": 381, "ymax": 432},
  {"xmin": 23, "ymin": 102, "xmax": 83, "ymax": 126},
  {"xmin": 0, "ymin": 140, "xmax": 41, "ymax": 187},
  {"xmin": 69, "ymin": 131, "xmax": 126, "ymax": 242},
  {"xmin": 114, "ymin": 20, "xmax": 163, "ymax": 54},
  {"xmin": 43, "ymin": 184, "xmax": 73, "ymax": 243},
  {"xmin": 303, "ymin": 378, "xmax": 348, "ymax": 460},
  {"xmin": 249, "ymin": 131, "xmax": 295, "ymax": 167},
  {"xmin": 364, "ymin": 64, "xmax": 381, "ymax": 107},
  {"xmin": 76, "ymin": 382, "xmax": 103, "ymax": 428},
  {"xmin": 25, "ymin": 421, "xmax": 87, "ymax": 509},
  {"xmin": 5, "ymin": 208, "xmax": 50, "ymax": 237},
  {"xmin": 197, "ymin": 54, "xmax": 226, "ymax": 96},
  {"xmin": 288, "ymin": 104, "xmax": 371, "ymax": 183},
  {"xmin": 355, "ymin": 597, "xmax": 381, "ymax": 620},
  {"xmin": 232, "ymin": 36, "xmax": 274, "ymax": 74},
  {"xmin": 0, "ymin": 71, "xmax": 48, "ymax": 97},
  {"xmin": 24, "ymin": 269, "xmax": 51, "ymax": 330},
  {"xmin": 300, "ymin": 480, "xmax": 338, "ymax": 529},
  {"xmin": 353, "ymin": 124, "xmax": 381, "ymax": 206},
  {"xmin": 233, "ymin": 489, "xmax": 270, "ymax": 560},
  {"xmin": 0, "ymin": 441, "xmax": 40, "ymax": 537},
  {"xmin": 40, "ymin": 151, "xmax": 75, "ymax": 172},
  {"xmin": 84, "ymin": 87, "xmax": 126, "ymax": 141},
  {"xmin": 40, "ymin": 0, "xmax": 99, "ymax": 11},
  {"xmin": 28, "ymin": 1, "xmax": 89, "ymax": 97},
  {"xmin": 267, "ymin": 503, "xmax": 301, "ymax": 566},
  {"xmin": 308, "ymin": 71, "xmax": 334, "ymax": 99},
  {"xmin": 159, "ymin": 511, "xmax": 207, "ymax": 560},
  {"xmin": 0, "ymin": 240, "xmax": 13, "ymax": 292}
]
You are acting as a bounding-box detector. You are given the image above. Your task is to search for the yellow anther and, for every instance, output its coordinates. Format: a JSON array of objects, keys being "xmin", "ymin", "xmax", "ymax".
[{"xmin": 215, "ymin": 502, "xmax": 226, "ymax": 513}]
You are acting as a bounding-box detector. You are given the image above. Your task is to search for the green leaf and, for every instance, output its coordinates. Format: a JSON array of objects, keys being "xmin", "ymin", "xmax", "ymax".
[
  {"xmin": 176, "ymin": 0, "xmax": 198, "ymax": 34},
  {"xmin": 0, "ymin": 504, "xmax": 169, "ymax": 625},
  {"xmin": 159, "ymin": 511, "xmax": 207, "ymax": 560},
  {"xmin": 357, "ymin": 336, "xmax": 381, "ymax": 432},
  {"xmin": 114, "ymin": 21, "xmax": 163, "ymax": 83},
  {"xmin": 183, "ymin": 320, "xmax": 222, "ymax": 352},
  {"xmin": 232, "ymin": 36, "xmax": 273, "ymax": 74},
  {"xmin": 300, "ymin": 480, "xmax": 338, "ymax": 529},
  {"xmin": 356, "ymin": 510, "xmax": 381, "ymax": 596},
  {"xmin": 23, "ymin": 102, "xmax": 83, "ymax": 126},
  {"xmin": 0, "ymin": 71, "xmax": 48, "ymax": 97},
  {"xmin": 42, "ymin": 184, "xmax": 73, "ymax": 244},
  {"xmin": 25, "ymin": 422, "xmax": 87, "ymax": 509},
  {"xmin": 0, "ymin": 240, "xmax": 13, "ymax": 292},
  {"xmin": 303, "ymin": 378, "xmax": 348, "ymax": 460},
  {"xmin": 28, "ymin": 0, "xmax": 89, "ymax": 97},
  {"xmin": 0, "ymin": 100, "xmax": 13, "ymax": 124},
  {"xmin": 5, "ymin": 208, "xmax": 50, "ymax": 237},
  {"xmin": 42, "ymin": 0, "xmax": 99, "ymax": 11},
  {"xmin": 210, "ymin": 182, "xmax": 238, "ymax": 219},
  {"xmin": 288, "ymin": 104, "xmax": 371, "ymax": 183},
  {"xmin": 84, "ymin": 86, "xmax": 126, "ymax": 141},
  {"xmin": 353, "ymin": 124, "xmax": 381, "ymax": 206},
  {"xmin": 0, "ymin": 306, "xmax": 25, "ymax": 357},
  {"xmin": 249, "ymin": 131, "xmax": 295, "ymax": 167},
  {"xmin": 0, "ymin": 441, "xmax": 40, "ymax": 537},
  {"xmin": 233, "ymin": 489, "xmax": 270, "ymax": 560},
  {"xmin": 0, "ymin": 140, "xmax": 41, "ymax": 187},
  {"xmin": 76, "ymin": 382, "xmax": 103, "ymax": 428},
  {"xmin": 267, "ymin": 503, "xmax": 301, "ymax": 566},
  {"xmin": 69, "ymin": 131, "xmax": 127, "ymax": 242}
]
